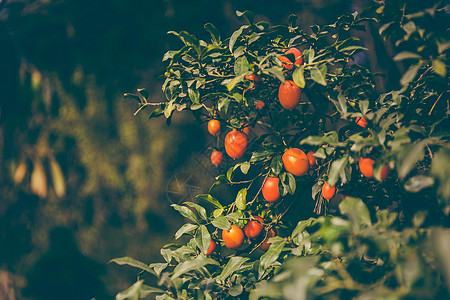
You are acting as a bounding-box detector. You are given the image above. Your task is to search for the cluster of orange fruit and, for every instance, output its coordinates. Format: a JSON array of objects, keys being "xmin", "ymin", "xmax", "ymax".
[{"xmin": 206, "ymin": 216, "xmax": 276, "ymax": 255}]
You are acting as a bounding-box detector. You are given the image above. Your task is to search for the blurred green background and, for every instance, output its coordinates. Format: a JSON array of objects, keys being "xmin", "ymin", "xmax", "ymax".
[{"xmin": 0, "ymin": 0, "xmax": 387, "ymax": 299}]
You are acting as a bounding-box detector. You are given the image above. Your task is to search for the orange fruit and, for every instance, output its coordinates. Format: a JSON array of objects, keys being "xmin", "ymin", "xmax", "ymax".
[
  {"xmin": 278, "ymin": 80, "xmax": 301, "ymax": 110},
  {"xmin": 245, "ymin": 74, "xmax": 261, "ymax": 89},
  {"xmin": 359, "ymin": 157, "xmax": 375, "ymax": 178},
  {"xmin": 225, "ymin": 130, "xmax": 248, "ymax": 159},
  {"xmin": 355, "ymin": 117, "xmax": 368, "ymax": 128},
  {"xmin": 259, "ymin": 229, "xmax": 276, "ymax": 251},
  {"xmin": 279, "ymin": 48, "xmax": 303, "ymax": 70},
  {"xmin": 241, "ymin": 123, "xmax": 251, "ymax": 136},
  {"xmin": 322, "ymin": 183, "xmax": 336, "ymax": 200},
  {"xmin": 262, "ymin": 177, "xmax": 281, "ymax": 203},
  {"xmin": 222, "ymin": 224, "xmax": 245, "ymax": 249},
  {"xmin": 307, "ymin": 151, "xmax": 317, "ymax": 167},
  {"xmin": 282, "ymin": 148, "xmax": 309, "ymax": 176},
  {"xmin": 255, "ymin": 100, "xmax": 265, "ymax": 110},
  {"xmin": 208, "ymin": 119, "xmax": 221, "ymax": 136},
  {"xmin": 244, "ymin": 216, "xmax": 264, "ymax": 239},
  {"xmin": 211, "ymin": 150, "xmax": 223, "ymax": 167},
  {"xmin": 206, "ymin": 240, "xmax": 216, "ymax": 255}
]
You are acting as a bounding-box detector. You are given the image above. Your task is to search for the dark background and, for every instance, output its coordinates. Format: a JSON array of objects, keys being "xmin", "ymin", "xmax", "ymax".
[{"xmin": 0, "ymin": 0, "xmax": 394, "ymax": 299}]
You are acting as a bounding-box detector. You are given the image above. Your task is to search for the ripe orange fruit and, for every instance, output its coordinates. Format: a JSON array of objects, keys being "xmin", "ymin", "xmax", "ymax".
[
  {"xmin": 206, "ymin": 240, "xmax": 216, "ymax": 255},
  {"xmin": 244, "ymin": 216, "xmax": 264, "ymax": 239},
  {"xmin": 241, "ymin": 123, "xmax": 251, "ymax": 136},
  {"xmin": 322, "ymin": 183, "xmax": 336, "ymax": 200},
  {"xmin": 245, "ymin": 74, "xmax": 261, "ymax": 89},
  {"xmin": 278, "ymin": 80, "xmax": 301, "ymax": 110},
  {"xmin": 208, "ymin": 119, "xmax": 221, "ymax": 136},
  {"xmin": 262, "ymin": 177, "xmax": 281, "ymax": 203},
  {"xmin": 359, "ymin": 157, "xmax": 375, "ymax": 178},
  {"xmin": 211, "ymin": 150, "xmax": 223, "ymax": 167},
  {"xmin": 259, "ymin": 228, "xmax": 276, "ymax": 251},
  {"xmin": 307, "ymin": 151, "xmax": 317, "ymax": 167},
  {"xmin": 255, "ymin": 100, "xmax": 265, "ymax": 110},
  {"xmin": 222, "ymin": 224, "xmax": 245, "ymax": 249},
  {"xmin": 355, "ymin": 117, "xmax": 368, "ymax": 128},
  {"xmin": 282, "ymin": 148, "xmax": 310, "ymax": 176},
  {"xmin": 279, "ymin": 48, "xmax": 303, "ymax": 70},
  {"xmin": 225, "ymin": 130, "xmax": 248, "ymax": 159}
]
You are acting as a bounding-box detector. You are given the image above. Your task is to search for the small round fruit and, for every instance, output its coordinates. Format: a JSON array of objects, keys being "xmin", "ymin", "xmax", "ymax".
[
  {"xmin": 279, "ymin": 48, "xmax": 303, "ymax": 70},
  {"xmin": 241, "ymin": 123, "xmax": 251, "ymax": 136},
  {"xmin": 259, "ymin": 229, "xmax": 276, "ymax": 251},
  {"xmin": 322, "ymin": 183, "xmax": 336, "ymax": 200},
  {"xmin": 279, "ymin": 80, "xmax": 301, "ymax": 110},
  {"xmin": 307, "ymin": 151, "xmax": 317, "ymax": 167},
  {"xmin": 359, "ymin": 157, "xmax": 375, "ymax": 178},
  {"xmin": 245, "ymin": 74, "xmax": 261, "ymax": 89},
  {"xmin": 282, "ymin": 148, "xmax": 310, "ymax": 176},
  {"xmin": 206, "ymin": 240, "xmax": 216, "ymax": 255},
  {"xmin": 255, "ymin": 100, "xmax": 265, "ymax": 110},
  {"xmin": 208, "ymin": 119, "xmax": 221, "ymax": 136},
  {"xmin": 355, "ymin": 117, "xmax": 368, "ymax": 128},
  {"xmin": 225, "ymin": 130, "xmax": 248, "ymax": 159},
  {"xmin": 222, "ymin": 224, "xmax": 245, "ymax": 250},
  {"xmin": 244, "ymin": 216, "xmax": 264, "ymax": 239},
  {"xmin": 211, "ymin": 150, "xmax": 223, "ymax": 167},
  {"xmin": 379, "ymin": 165, "xmax": 391, "ymax": 181},
  {"xmin": 262, "ymin": 177, "xmax": 281, "ymax": 203}
]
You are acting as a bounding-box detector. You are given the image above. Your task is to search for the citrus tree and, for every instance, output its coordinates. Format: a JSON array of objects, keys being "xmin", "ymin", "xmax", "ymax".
[{"xmin": 113, "ymin": 1, "xmax": 450, "ymax": 299}]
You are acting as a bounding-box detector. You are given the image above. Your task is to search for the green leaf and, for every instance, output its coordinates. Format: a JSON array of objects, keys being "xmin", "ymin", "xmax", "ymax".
[
  {"xmin": 397, "ymin": 141, "xmax": 426, "ymax": 179},
  {"xmin": 218, "ymin": 97, "xmax": 230, "ymax": 113},
  {"xmin": 400, "ymin": 63, "xmax": 421, "ymax": 86},
  {"xmin": 404, "ymin": 175, "xmax": 435, "ymax": 193},
  {"xmin": 263, "ymin": 67, "xmax": 285, "ymax": 82},
  {"xmin": 432, "ymin": 59, "xmax": 447, "ymax": 77},
  {"xmin": 339, "ymin": 45, "xmax": 368, "ymax": 52},
  {"xmin": 240, "ymin": 162, "xmax": 250, "ymax": 174},
  {"xmin": 286, "ymin": 173, "xmax": 296, "ymax": 195},
  {"xmin": 339, "ymin": 197, "xmax": 371, "ymax": 227},
  {"xmin": 328, "ymin": 156, "xmax": 348, "ymax": 187},
  {"xmin": 310, "ymin": 67, "xmax": 327, "ymax": 86},
  {"xmin": 171, "ymin": 204, "xmax": 199, "ymax": 223},
  {"xmin": 211, "ymin": 216, "xmax": 231, "ymax": 230},
  {"xmin": 234, "ymin": 56, "xmax": 250, "ymax": 76},
  {"xmin": 337, "ymin": 92, "xmax": 347, "ymax": 115},
  {"xmin": 250, "ymin": 151, "xmax": 273, "ymax": 162},
  {"xmin": 116, "ymin": 280, "xmax": 143, "ymax": 300},
  {"xmin": 226, "ymin": 74, "xmax": 246, "ymax": 91},
  {"xmin": 171, "ymin": 256, "xmax": 219, "ymax": 280},
  {"xmin": 195, "ymin": 225, "xmax": 211, "ymax": 254},
  {"xmin": 185, "ymin": 202, "xmax": 208, "ymax": 221},
  {"xmin": 188, "ymin": 88, "xmax": 200, "ymax": 103},
  {"xmin": 229, "ymin": 284, "xmax": 244, "ymax": 297},
  {"xmin": 259, "ymin": 237, "xmax": 286, "ymax": 270},
  {"xmin": 271, "ymin": 155, "xmax": 283, "ymax": 176},
  {"xmin": 236, "ymin": 188, "xmax": 247, "ymax": 210},
  {"xmin": 359, "ymin": 100, "xmax": 369, "ymax": 114},
  {"xmin": 293, "ymin": 66, "xmax": 305, "ymax": 88},
  {"xmin": 288, "ymin": 14, "xmax": 298, "ymax": 27},
  {"xmin": 217, "ymin": 256, "xmax": 250, "ymax": 281},
  {"xmin": 236, "ymin": 10, "xmax": 254, "ymax": 24},
  {"xmin": 196, "ymin": 194, "xmax": 223, "ymax": 208},
  {"xmin": 393, "ymin": 51, "xmax": 421, "ymax": 61},
  {"xmin": 139, "ymin": 285, "xmax": 165, "ymax": 298},
  {"xmin": 110, "ymin": 257, "xmax": 156, "ymax": 276},
  {"xmin": 229, "ymin": 25, "xmax": 246, "ymax": 53},
  {"xmin": 174, "ymin": 223, "xmax": 198, "ymax": 239},
  {"xmin": 204, "ymin": 23, "xmax": 221, "ymax": 45}
]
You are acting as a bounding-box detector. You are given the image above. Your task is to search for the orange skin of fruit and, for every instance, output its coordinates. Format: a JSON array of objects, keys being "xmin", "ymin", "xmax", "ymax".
[
  {"xmin": 307, "ymin": 151, "xmax": 317, "ymax": 167},
  {"xmin": 244, "ymin": 216, "xmax": 264, "ymax": 239},
  {"xmin": 355, "ymin": 117, "xmax": 368, "ymax": 128},
  {"xmin": 279, "ymin": 48, "xmax": 303, "ymax": 70},
  {"xmin": 211, "ymin": 150, "xmax": 223, "ymax": 167},
  {"xmin": 322, "ymin": 183, "xmax": 336, "ymax": 200},
  {"xmin": 282, "ymin": 148, "xmax": 310, "ymax": 176},
  {"xmin": 262, "ymin": 177, "xmax": 281, "ymax": 203},
  {"xmin": 279, "ymin": 80, "xmax": 301, "ymax": 110},
  {"xmin": 259, "ymin": 229, "xmax": 276, "ymax": 251},
  {"xmin": 206, "ymin": 240, "xmax": 216, "ymax": 255},
  {"xmin": 241, "ymin": 123, "xmax": 251, "ymax": 136},
  {"xmin": 222, "ymin": 224, "xmax": 245, "ymax": 250},
  {"xmin": 225, "ymin": 130, "xmax": 248, "ymax": 159},
  {"xmin": 208, "ymin": 119, "xmax": 221, "ymax": 136},
  {"xmin": 255, "ymin": 100, "xmax": 265, "ymax": 110},
  {"xmin": 359, "ymin": 157, "xmax": 375, "ymax": 178}
]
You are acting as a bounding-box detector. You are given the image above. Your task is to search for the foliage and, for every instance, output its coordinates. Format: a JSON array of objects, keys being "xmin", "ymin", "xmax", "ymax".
[{"xmin": 116, "ymin": 1, "xmax": 449, "ymax": 299}]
